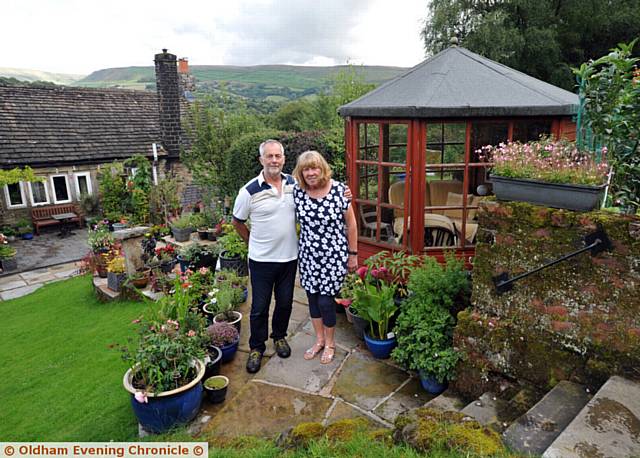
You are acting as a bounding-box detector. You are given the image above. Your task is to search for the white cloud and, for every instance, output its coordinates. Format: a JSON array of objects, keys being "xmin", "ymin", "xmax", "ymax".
[{"xmin": 2, "ymin": 0, "xmax": 426, "ymax": 74}]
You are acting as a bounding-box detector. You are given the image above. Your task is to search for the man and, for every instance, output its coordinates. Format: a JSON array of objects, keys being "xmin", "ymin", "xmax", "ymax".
[{"xmin": 232, "ymin": 139, "xmax": 297, "ymax": 373}]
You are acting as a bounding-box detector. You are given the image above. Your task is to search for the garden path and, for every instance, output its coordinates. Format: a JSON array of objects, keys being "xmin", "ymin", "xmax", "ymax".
[
  {"xmin": 188, "ymin": 281, "xmax": 436, "ymax": 441},
  {"xmin": 0, "ymin": 260, "xmax": 81, "ymax": 300}
]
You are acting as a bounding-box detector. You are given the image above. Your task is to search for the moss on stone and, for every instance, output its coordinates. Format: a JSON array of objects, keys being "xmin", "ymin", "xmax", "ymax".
[
  {"xmin": 325, "ymin": 418, "xmax": 369, "ymax": 442},
  {"xmin": 289, "ymin": 422, "xmax": 325, "ymax": 445}
]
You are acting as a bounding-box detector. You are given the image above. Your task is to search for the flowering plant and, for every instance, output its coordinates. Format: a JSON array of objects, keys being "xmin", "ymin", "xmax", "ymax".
[
  {"xmin": 206, "ymin": 322, "xmax": 239, "ymax": 347},
  {"xmin": 478, "ymin": 137, "xmax": 609, "ymax": 186},
  {"xmin": 87, "ymin": 220, "xmax": 114, "ymax": 252},
  {"xmin": 351, "ymin": 265, "xmax": 398, "ymax": 340},
  {"xmin": 154, "ymin": 245, "xmax": 176, "ymax": 262},
  {"xmin": 119, "ymin": 301, "xmax": 207, "ymax": 395}
]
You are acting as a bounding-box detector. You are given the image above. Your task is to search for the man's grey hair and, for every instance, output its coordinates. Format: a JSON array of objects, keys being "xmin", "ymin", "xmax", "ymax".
[{"xmin": 259, "ymin": 139, "xmax": 284, "ymax": 157}]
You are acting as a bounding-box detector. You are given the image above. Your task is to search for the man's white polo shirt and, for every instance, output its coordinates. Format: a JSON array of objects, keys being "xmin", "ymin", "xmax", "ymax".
[{"xmin": 232, "ymin": 172, "xmax": 298, "ymax": 262}]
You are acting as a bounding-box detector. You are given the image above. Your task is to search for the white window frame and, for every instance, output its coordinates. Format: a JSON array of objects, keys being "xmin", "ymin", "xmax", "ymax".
[
  {"xmin": 73, "ymin": 172, "xmax": 93, "ymax": 197},
  {"xmin": 49, "ymin": 174, "xmax": 72, "ymax": 204},
  {"xmin": 3, "ymin": 182, "xmax": 27, "ymax": 209},
  {"xmin": 27, "ymin": 179, "xmax": 50, "ymax": 206}
]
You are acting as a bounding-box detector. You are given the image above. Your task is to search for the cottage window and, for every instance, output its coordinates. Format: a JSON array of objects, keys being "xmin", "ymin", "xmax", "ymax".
[
  {"xmin": 50, "ymin": 175, "xmax": 71, "ymax": 204},
  {"xmin": 4, "ymin": 182, "xmax": 27, "ymax": 208},
  {"xmin": 28, "ymin": 180, "xmax": 49, "ymax": 206},
  {"xmin": 74, "ymin": 172, "xmax": 92, "ymax": 197}
]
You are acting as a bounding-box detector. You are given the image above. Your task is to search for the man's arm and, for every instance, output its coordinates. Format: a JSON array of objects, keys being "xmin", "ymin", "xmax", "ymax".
[{"xmin": 232, "ymin": 218, "xmax": 250, "ymax": 244}]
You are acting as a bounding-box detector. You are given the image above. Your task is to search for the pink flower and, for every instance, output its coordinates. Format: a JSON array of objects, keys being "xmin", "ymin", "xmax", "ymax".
[
  {"xmin": 167, "ymin": 320, "xmax": 179, "ymax": 328},
  {"xmin": 187, "ymin": 330, "xmax": 196, "ymax": 337},
  {"xmin": 371, "ymin": 268, "xmax": 379, "ymax": 278},
  {"xmin": 131, "ymin": 318, "xmax": 141, "ymax": 324},
  {"xmin": 134, "ymin": 391, "xmax": 148, "ymax": 404},
  {"xmin": 199, "ymin": 267, "xmax": 209, "ymax": 274},
  {"xmin": 356, "ymin": 266, "xmax": 368, "ymax": 280}
]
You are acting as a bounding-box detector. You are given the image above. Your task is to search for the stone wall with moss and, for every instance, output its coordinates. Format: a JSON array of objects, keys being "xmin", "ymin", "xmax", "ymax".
[{"xmin": 453, "ymin": 200, "xmax": 640, "ymax": 399}]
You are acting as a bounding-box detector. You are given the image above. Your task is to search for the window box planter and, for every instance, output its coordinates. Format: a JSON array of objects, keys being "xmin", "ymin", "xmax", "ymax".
[{"xmin": 490, "ymin": 175, "xmax": 606, "ymax": 211}]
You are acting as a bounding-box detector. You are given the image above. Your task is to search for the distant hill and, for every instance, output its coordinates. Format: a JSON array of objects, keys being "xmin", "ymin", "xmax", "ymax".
[
  {"xmin": 74, "ymin": 64, "xmax": 408, "ymax": 101},
  {"xmin": 0, "ymin": 67, "xmax": 85, "ymax": 85}
]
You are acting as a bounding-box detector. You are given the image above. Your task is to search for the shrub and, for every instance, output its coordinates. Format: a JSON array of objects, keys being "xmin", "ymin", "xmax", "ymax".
[{"xmin": 206, "ymin": 322, "xmax": 239, "ymax": 347}]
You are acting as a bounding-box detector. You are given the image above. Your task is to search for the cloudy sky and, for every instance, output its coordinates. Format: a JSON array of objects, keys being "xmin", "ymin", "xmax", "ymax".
[{"xmin": 4, "ymin": 0, "xmax": 427, "ymax": 75}]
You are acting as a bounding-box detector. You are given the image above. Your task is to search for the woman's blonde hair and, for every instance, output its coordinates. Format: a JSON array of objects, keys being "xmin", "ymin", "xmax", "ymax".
[{"xmin": 293, "ymin": 151, "xmax": 332, "ymax": 190}]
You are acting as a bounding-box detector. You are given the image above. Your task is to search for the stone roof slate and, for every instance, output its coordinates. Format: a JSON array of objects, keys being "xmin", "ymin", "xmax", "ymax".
[
  {"xmin": 0, "ymin": 84, "xmax": 169, "ymax": 168},
  {"xmin": 339, "ymin": 46, "xmax": 579, "ymax": 118}
]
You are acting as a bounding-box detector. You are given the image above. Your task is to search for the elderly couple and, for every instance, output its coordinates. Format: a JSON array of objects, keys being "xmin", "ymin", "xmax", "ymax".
[{"xmin": 232, "ymin": 139, "xmax": 358, "ymax": 373}]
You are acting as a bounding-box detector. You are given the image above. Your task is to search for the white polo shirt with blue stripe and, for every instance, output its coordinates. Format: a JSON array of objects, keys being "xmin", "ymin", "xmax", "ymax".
[{"xmin": 232, "ymin": 172, "xmax": 298, "ymax": 263}]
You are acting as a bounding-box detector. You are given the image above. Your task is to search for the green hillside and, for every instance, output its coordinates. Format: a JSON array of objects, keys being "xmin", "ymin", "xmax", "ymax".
[
  {"xmin": 73, "ymin": 64, "xmax": 407, "ymax": 101},
  {"xmin": 0, "ymin": 67, "xmax": 85, "ymax": 85}
]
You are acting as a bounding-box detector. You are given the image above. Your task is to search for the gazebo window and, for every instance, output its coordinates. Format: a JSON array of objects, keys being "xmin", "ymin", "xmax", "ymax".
[
  {"xmin": 356, "ymin": 121, "xmax": 409, "ymax": 248},
  {"xmin": 513, "ymin": 120, "xmax": 552, "ymax": 142}
]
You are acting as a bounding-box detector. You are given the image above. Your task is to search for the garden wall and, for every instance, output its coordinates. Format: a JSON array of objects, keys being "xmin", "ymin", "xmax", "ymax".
[{"xmin": 453, "ymin": 200, "xmax": 640, "ymax": 399}]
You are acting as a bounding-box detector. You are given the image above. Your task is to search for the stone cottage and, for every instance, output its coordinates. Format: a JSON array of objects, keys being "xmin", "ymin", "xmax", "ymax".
[{"xmin": 0, "ymin": 50, "xmax": 191, "ymax": 228}]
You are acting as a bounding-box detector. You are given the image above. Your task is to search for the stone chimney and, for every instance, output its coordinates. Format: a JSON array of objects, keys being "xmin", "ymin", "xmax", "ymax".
[{"xmin": 154, "ymin": 49, "xmax": 181, "ymax": 158}]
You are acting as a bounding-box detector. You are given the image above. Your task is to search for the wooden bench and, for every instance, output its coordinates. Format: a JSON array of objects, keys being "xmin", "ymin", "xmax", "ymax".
[{"xmin": 31, "ymin": 204, "xmax": 84, "ymax": 235}]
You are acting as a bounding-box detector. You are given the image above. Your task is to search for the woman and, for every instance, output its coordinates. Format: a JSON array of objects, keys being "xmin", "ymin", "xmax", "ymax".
[{"xmin": 292, "ymin": 151, "xmax": 358, "ymax": 364}]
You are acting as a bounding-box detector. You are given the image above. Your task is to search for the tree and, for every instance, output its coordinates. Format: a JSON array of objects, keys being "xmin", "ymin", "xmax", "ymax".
[{"xmin": 422, "ymin": 0, "xmax": 640, "ymax": 90}]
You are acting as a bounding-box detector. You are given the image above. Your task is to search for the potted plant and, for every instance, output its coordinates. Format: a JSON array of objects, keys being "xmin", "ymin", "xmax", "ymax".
[
  {"xmin": 170, "ymin": 214, "xmax": 194, "ymax": 242},
  {"xmin": 0, "ymin": 244, "xmax": 17, "ymax": 272},
  {"xmin": 218, "ymin": 224, "xmax": 248, "ymax": 276},
  {"xmin": 16, "ymin": 218, "xmax": 34, "ymax": 240},
  {"xmin": 188, "ymin": 213, "xmax": 208, "ymax": 240},
  {"xmin": 88, "ymin": 220, "xmax": 115, "ymax": 253},
  {"xmin": 120, "ymin": 302, "xmax": 208, "ymax": 433},
  {"xmin": 154, "ymin": 245, "xmax": 177, "ymax": 273},
  {"xmin": 149, "ymin": 268, "xmax": 172, "ymax": 293},
  {"xmin": 214, "ymin": 269, "xmax": 249, "ymax": 303},
  {"xmin": 203, "ymin": 375, "xmax": 229, "ymax": 404},
  {"xmin": 1, "ymin": 227, "xmax": 17, "ymax": 242},
  {"xmin": 479, "ymin": 137, "xmax": 610, "ymax": 211},
  {"xmin": 206, "ymin": 322, "xmax": 239, "ymax": 363},
  {"xmin": 352, "ymin": 266, "xmax": 398, "ymax": 359},
  {"xmin": 129, "ymin": 269, "xmax": 150, "ymax": 289},
  {"xmin": 112, "ymin": 218, "xmax": 128, "ymax": 231},
  {"xmin": 391, "ymin": 255, "xmax": 469, "ymax": 394},
  {"xmin": 106, "ymin": 256, "xmax": 127, "ymax": 292},
  {"xmin": 204, "ymin": 346, "xmax": 222, "ymax": 379},
  {"xmin": 205, "ymin": 283, "xmax": 243, "ymax": 332}
]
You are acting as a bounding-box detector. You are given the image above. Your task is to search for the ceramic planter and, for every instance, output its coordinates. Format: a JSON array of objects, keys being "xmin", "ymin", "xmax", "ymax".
[
  {"xmin": 219, "ymin": 252, "xmax": 248, "ymax": 277},
  {"xmin": 419, "ymin": 369, "xmax": 448, "ymax": 395},
  {"xmin": 160, "ymin": 259, "xmax": 177, "ymax": 274},
  {"xmin": 219, "ymin": 337, "xmax": 240, "ymax": 363},
  {"xmin": 122, "ymin": 359, "xmax": 205, "ymax": 434},
  {"xmin": 490, "ymin": 175, "xmax": 606, "ymax": 211},
  {"xmin": 177, "ymin": 255, "xmax": 191, "ymax": 274},
  {"xmin": 194, "ymin": 253, "xmax": 217, "ymax": 270},
  {"xmin": 112, "ymin": 222, "xmax": 127, "ymax": 231},
  {"xmin": 347, "ymin": 306, "xmax": 368, "ymax": 341},
  {"xmin": 107, "ymin": 272, "xmax": 127, "ymax": 292},
  {"xmin": 171, "ymin": 226, "xmax": 192, "ymax": 242},
  {"xmin": 203, "ymin": 375, "xmax": 229, "ymax": 404},
  {"xmin": 21, "ymin": 233, "xmax": 34, "ymax": 240},
  {"xmin": 205, "ymin": 346, "xmax": 222, "ymax": 379},
  {"xmin": 1, "ymin": 256, "xmax": 18, "ymax": 272},
  {"xmin": 197, "ymin": 228, "xmax": 208, "ymax": 240},
  {"xmin": 364, "ymin": 332, "xmax": 397, "ymax": 359},
  {"xmin": 213, "ymin": 311, "xmax": 243, "ymax": 333}
]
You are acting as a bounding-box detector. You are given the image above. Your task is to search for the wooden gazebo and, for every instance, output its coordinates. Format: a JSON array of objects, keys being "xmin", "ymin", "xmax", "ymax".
[{"xmin": 339, "ymin": 45, "xmax": 579, "ymax": 262}]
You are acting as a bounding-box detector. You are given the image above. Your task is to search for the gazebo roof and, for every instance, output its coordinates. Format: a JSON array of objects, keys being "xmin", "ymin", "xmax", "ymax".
[{"xmin": 339, "ymin": 46, "xmax": 579, "ymax": 118}]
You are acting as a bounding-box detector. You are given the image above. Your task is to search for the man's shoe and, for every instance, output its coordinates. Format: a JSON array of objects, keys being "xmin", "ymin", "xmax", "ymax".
[
  {"xmin": 246, "ymin": 350, "xmax": 263, "ymax": 373},
  {"xmin": 274, "ymin": 338, "xmax": 291, "ymax": 358}
]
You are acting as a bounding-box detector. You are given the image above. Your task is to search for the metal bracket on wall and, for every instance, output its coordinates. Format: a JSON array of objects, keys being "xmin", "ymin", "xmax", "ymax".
[{"xmin": 492, "ymin": 229, "xmax": 613, "ymax": 295}]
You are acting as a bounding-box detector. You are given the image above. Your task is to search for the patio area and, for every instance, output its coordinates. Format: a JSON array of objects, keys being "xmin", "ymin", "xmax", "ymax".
[{"xmin": 1, "ymin": 227, "xmax": 88, "ymax": 277}]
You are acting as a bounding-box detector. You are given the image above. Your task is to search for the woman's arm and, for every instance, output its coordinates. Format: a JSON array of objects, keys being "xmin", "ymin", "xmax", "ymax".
[{"xmin": 345, "ymin": 203, "xmax": 358, "ymax": 271}]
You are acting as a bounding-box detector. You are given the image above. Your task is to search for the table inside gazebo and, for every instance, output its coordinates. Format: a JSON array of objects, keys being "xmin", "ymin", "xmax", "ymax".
[{"xmin": 393, "ymin": 214, "xmax": 478, "ymax": 245}]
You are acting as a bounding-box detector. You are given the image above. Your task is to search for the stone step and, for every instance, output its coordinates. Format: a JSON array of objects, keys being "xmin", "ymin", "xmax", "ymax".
[
  {"xmin": 502, "ymin": 381, "xmax": 591, "ymax": 456},
  {"xmin": 543, "ymin": 376, "xmax": 640, "ymax": 458},
  {"xmin": 460, "ymin": 392, "xmax": 511, "ymax": 431},
  {"xmin": 423, "ymin": 389, "xmax": 465, "ymax": 412}
]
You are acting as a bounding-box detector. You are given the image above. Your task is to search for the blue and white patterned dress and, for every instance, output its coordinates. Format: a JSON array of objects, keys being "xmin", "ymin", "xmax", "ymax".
[{"xmin": 294, "ymin": 180, "xmax": 349, "ymax": 296}]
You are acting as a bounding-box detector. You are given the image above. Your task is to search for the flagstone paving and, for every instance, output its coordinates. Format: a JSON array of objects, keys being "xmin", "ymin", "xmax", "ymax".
[
  {"xmin": 195, "ymin": 284, "xmax": 433, "ymax": 440},
  {"xmin": 0, "ymin": 260, "xmax": 81, "ymax": 301}
]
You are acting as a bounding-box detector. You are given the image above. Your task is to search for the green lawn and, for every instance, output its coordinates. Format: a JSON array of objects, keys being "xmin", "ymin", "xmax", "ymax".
[{"xmin": 0, "ymin": 275, "xmax": 147, "ymax": 441}]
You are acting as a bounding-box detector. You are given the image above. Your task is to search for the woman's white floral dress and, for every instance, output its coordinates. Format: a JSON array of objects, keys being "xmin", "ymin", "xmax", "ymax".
[{"xmin": 293, "ymin": 180, "xmax": 349, "ymax": 295}]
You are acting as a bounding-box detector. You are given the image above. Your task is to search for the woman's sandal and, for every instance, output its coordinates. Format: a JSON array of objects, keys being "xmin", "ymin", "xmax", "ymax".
[
  {"xmin": 320, "ymin": 346, "xmax": 336, "ymax": 365},
  {"xmin": 303, "ymin": 342, "xmax": 325, "ymax": 360}
]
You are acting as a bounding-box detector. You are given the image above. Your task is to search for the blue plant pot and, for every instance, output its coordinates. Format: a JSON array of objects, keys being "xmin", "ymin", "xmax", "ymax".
[
  {"xmin": 364, "ymin": 332, "xmax": 397, "ymax": 359},
  {"xmin": 219, "ymin": 338, "xmax": 239, "ymax": 363},
  {"xmin": 419, "ymin": 370, "xmax": 448, "ymax": 395},
  {"xmin": 241, "ymin": 287, "xmax": 248, "ymax": 303},
  {"xmin": 21, "ymin": 233, "xmax": 34, "ymax": 240},
  {"xmin": 177, "ymin": 255, "xmax": 190, "ymax": 274},
  {"xmin": 123, "ymin": 359, "xmax": 205, "ymax": 434}
]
